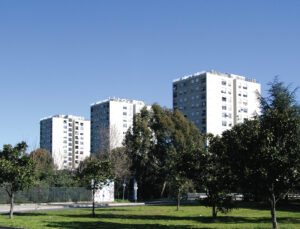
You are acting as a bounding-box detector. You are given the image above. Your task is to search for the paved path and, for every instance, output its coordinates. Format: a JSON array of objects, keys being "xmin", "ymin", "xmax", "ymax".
[{"xmin": 0, "ymin": 202, "xmax": 145, "ymax": 214}]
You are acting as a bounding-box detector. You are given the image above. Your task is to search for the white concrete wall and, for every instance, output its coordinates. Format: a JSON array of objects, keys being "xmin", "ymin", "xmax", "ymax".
[
  {"xmin": 206, "ymin": 72, "xmax": 234, "ymax": 136},
  {"xmin": 94, "ymin": 181, "xmax": 114, "ymax": 202}
]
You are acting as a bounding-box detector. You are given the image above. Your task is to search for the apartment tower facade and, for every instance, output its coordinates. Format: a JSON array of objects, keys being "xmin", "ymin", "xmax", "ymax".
[
  {"xmin": 40, "ymin": 115, "xmax": 90, "ymax": 170},
  {"xmin": 172, "ymin": 70, "xmax": 261, "ymax": 136},
  {"xmin": 90, "ymin": 98, "xmax": 146, "ymax": 153}
]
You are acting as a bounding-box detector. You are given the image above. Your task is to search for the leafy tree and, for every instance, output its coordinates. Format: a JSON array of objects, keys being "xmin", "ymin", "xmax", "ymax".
[
  {"xmin": 125, "ymin": 104, "xmax": 206, "ymax": 203},
  {"xmin": 169, "ymin": 109, "xmax": 206, "ymax": 210},
  {"xmin": 96, "ymin": 147, "xmax": 132, "ymax": 199},
  {"xmin": 221, "ymin": 79, "xmax": 300, "ymax": 229},
  {"xmin": 201, "ymin": 135, "xmax": 234, "ymax": 218},
  {"xmin": 124, "ymin": 107, "xmax": 157, "ymax": 199},
  {"xmin": 0, "ymin": 142, "xmax": 35, "ymax": 219},
  {"xmin": 77, "ymin": 157, "xmax": 114, "ymax": 217},
  {"xmin": 30, "ymin": 148, "xmax": 54, "ymax": 181}
]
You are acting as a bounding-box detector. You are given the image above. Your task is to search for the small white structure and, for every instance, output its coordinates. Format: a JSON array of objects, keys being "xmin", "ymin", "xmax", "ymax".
[{"xmin": 94, "ymin": 181, "xmax": 114, "ymax": 202}]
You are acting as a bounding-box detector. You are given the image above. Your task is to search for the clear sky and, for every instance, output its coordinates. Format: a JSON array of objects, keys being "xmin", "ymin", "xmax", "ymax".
[{"xmin": 0, "ymin": 0, "xmax": 299, "ymax": 150}]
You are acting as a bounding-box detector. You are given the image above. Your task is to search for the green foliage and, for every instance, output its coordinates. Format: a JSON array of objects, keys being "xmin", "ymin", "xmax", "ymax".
[
  {"xmin": 125, "ymin": 104, "xmax": 206, "ymax": 200},
  {"xmin": 77, "ymin": 157, "xmax": 114, "ymax": 216},
  {"xmin": 96, "ymin": 147, "xmax": 132, "ymax": 199},
  {"xmin": 0, "ymin": 142, "xmax": 36, "ymax": 218},
  {"xmin": 218, "ymin": 79, "xmax": 300, "ymax": 228},
  {"xmin": 30, "ymin": 148, "xmax": 54, "ymax": 179},
  {"xmin": 200, "ymin": 135, "xmax": 235, "ymax": 217},
  {"xmin": 77, "ymin": 158, "xmax": 114, "ymax": 190}
]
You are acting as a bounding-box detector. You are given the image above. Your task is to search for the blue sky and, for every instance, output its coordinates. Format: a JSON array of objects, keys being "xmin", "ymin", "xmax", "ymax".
[{"xmin": 0, "ymin": 0, "xmax": 299, "ymax": 150}]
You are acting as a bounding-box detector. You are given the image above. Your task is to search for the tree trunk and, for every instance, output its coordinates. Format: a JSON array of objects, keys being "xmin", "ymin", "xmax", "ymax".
[
  {"xmin": 212, "ymin": 204, "xmax": 217, "ymax": 218},
  {"xmin": 160, "ymin": 181, "xmax": 167, "ymax": 198},
  {"xmin": 9, "ymin": 192, "xmax": 14, "ymax": 220},
  {"xmin": 270, "ymin": 193, "xmax": 278, "ymax": 229},
  {"xmin": 92, "ymin": 188, "xmax": 95, "ymax": 217},
  {"xmin": 177, "ymin": 190, "xmax": 180, "ymax": 211}
]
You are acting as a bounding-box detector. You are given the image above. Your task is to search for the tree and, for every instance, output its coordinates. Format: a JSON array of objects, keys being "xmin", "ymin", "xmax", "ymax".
[
  {"xmin": 125, "ymin": 104, "xmax": 206, "ymax": 203},
  {"xmin": 221, "ymin": 79, "xmax": 300, "ymax": 229},
  {"xmin": 124, "ymin": 106, "xmax": 157, "ymax": 199},
  {"xmin": 201, "ymin": 135, "xmax": 234, "ymax": 218},
  {"xmin": 30, "ymin": 148, "xmax": 54, "ymax": 181},
  {"xmin": 0, "ymin": 142, "xmax": 36, "ymax": 219},
  {"xmin": 169, "ymin": 109, "xmax": 206, "ymax": 210},
  {"xmin": 77, "ymin": 157, "xmax": 114, "ymax": 217},
  {"xmin": 96, "ymin": 147, "xmax": 132, "ymax": 199}
]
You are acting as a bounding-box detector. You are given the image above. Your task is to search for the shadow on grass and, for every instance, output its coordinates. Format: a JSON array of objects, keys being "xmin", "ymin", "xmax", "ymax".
[
  {"xmin": 233, "ymin": 201, "xmax": 300, "ymax": 213},
  {"xmin": 2, "ymin": 212, "xmax": 48, "ymax": 217},
  {"xmin": 46, "ymin": 221, "xmax": 207, "ymax": 229},
  {"xmin": 55, "ymin": 212, "xmax": 300, "ymax": 225}
]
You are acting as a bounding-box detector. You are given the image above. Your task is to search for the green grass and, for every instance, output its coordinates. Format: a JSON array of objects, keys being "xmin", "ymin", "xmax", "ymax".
[{"xmin": 0, "ymin": 202, "xmax": 299, "ymax": 229}]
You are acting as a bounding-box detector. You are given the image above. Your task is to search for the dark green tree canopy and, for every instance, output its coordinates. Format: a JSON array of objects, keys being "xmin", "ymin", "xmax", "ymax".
[
  {"xmin": 0, "ymin": 142, "xmax": 36, "ymax": 219},
  {"xmin": 124, "ymin": 104, "xmax": 206, "ymax": 200},
  {"xmin": 219, "ymin": 79, "xmax": 300, "ymax": 229}
]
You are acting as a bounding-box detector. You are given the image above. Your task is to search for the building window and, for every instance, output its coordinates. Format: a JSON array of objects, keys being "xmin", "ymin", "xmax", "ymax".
[
  {"xmin": 123, "ymin": 112, "xmax": 127, "ymax": 115},
  {"xmin": 222, "ymin": 106, "xmax": 227, "ymax": 110},
  {"xmin": 123, "ymin": 106, "xmax": 127, "ymax": 110},
  {"xmin": 243, "ymin": 94, "xmax": 248, "ymax": 98},
  {"xmin": 222, "ymin": 97, "xmax": 227, "ymax": 102},
  {"xmin": 123, "ymin": 124, "xmax": 127, "ymax": 128},
  {"xmin": 221, "ymin": 80, "xmax": 226, "ymax": 85},
  {"xmin": 222, "ymin": 121, "xmax": 227, "ymax": 126},
  {"xmin": 222, "ymin": 112, "xmax": 226, "ymax": 118}
]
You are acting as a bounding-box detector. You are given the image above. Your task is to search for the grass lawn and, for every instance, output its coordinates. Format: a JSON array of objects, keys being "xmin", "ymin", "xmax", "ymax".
[{"xmin": 0, "ymin": 202, "xmax": 299, "ymax": 229}]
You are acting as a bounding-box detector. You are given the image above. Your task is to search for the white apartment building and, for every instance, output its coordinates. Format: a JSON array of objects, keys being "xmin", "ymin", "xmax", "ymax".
[
  {"xmin": 91, "ymin": 98, "xmax": 147, "ymax": 153},
  {"xmin": 173, "ymin": 70, "xmax": 261, "ymax": 136},
  {"xmin": 40, "ymin": 115, "xmax": 90, "ymax": 170}
]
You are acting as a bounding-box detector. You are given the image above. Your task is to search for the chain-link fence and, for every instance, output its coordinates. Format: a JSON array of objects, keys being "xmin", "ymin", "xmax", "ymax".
[{"xmin": 0, "ymin": 187, "xmax": 91, "ymax": 204}]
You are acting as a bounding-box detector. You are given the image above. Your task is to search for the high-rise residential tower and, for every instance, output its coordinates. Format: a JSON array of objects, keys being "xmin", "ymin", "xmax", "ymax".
[
  {"xmin": 40, "ymin": 115, "xmax": 90, "ymax": 170},
  {"xmin": 172, "ymin": 70, "xmax": 261, "ymax": 136},
  {"xmin": 90, "ymin": 98, "xmax": 147, "ymax": 153}
]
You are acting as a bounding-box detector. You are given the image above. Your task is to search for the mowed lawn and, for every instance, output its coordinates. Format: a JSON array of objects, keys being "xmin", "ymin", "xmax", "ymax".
[{"xmin": 0, "ymin": 202, "xmax": 299, "ymax": 229}]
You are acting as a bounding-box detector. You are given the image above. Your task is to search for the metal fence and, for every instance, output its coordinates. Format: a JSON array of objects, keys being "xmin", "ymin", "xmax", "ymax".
[{"xmin": 0, "ymin": 187, "xmax": 91, "ymax": 204}]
